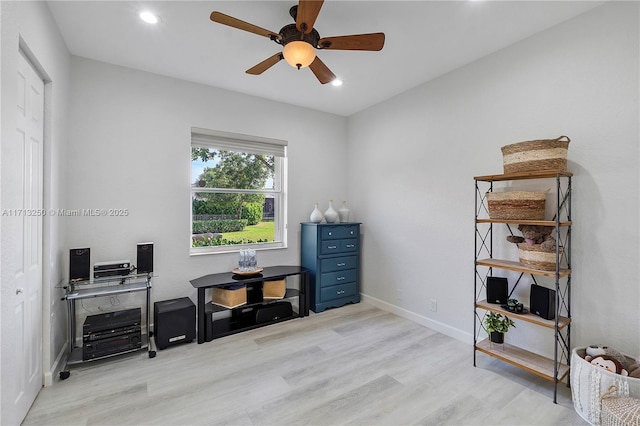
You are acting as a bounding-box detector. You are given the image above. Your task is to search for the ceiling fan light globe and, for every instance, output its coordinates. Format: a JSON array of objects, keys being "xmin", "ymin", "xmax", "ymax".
[
  {"xmin": 139, "ymin": 11, "xmax": 159, "ymax": 24},
  {"xmin": 283, "ymin": 41, "xmax": 316, "ymax": 69}
]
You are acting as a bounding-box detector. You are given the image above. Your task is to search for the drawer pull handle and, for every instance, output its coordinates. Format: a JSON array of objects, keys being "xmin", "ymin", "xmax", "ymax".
[
  {"xmin": 328, "ymin": 245, "xmax": 337, "ymax": 249},
  {"xmin": 346, "ymin": 244, "xmax": 355, "ymax": 248},
  {"xmin": 337, "ymin": 276, "xmax": 345, "ymax": 281},
  {"xmin": 328, "ymin": 232, "xmax": 332, "ymax": 236},
  {"xmin": 337, "ymin": 290, "xmax": 345, "ymax": 295},
  {"xmin": 337, "ymin": 263, "xmax": 346, "ymax": 267}
]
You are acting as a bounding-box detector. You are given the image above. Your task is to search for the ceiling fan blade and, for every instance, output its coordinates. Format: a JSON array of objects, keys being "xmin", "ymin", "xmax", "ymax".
[
  {"xmin": 210, "ymin": 11, "xmax": 281, "ymax": 40},
  {"xmin": 308, "ymin": 56, "xmax": 335, "ymax": 84},
  {"xmin": 318, "ymin": 32, "xmax": 385, "ymax": 51},
  {"xmin": 296, "ymin": 0, "xmax": 324, "ymax": 34},
  {"xmin": 246, "ymin": 53, "xmax": 283, "ymax": 75}
]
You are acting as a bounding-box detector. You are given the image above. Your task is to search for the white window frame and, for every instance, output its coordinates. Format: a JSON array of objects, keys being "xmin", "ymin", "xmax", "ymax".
[{"xmin": 190, "ymin": 127, "xmax": 287, "ymax": 255}]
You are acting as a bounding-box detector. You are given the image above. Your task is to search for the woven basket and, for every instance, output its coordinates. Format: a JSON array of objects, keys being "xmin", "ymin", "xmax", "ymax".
[
  {"xmin": 486, "ymin": 190, "xmax": 546, "ymax": 220},
  {"xmin": 601, "ymin": 389, "xmax": 640, "ymax": 426},
  {"xmin": 517, "ymin": 243, "xmax": 562, "ymax": 271},
  {"xmin": 212, "ymin": 284, "xmax": 247, "ymax": 309},
  {"xmin": 263, "ymin": 279, "xmax": 286, "ymax": 300},
  {"xmin": 571, "ymin": 348, "xmax": 640, "ymax": 426},
  {"xmin": 501, "ymin": 135, "xmax": 570, "ymax": 174}
]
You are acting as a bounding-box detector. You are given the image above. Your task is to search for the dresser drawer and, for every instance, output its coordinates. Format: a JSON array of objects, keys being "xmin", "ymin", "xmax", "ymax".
[
  {"xmin": 320, "ymin": 269, "xmax": 357, "ymax": 287},
  {"xmin": 321, "ymin": 256, "xmax": 357, "ymax": 273},
  {"xmin": 320, "ymin": 238, "xmax": 358, "ymax": 255},
  {"xmin": 320, "ymin": 225, "xmax": 359, "ymax": 240},
  {"xmin": 341, "ymin": 239, "xmax": 358, "ymax": 252},
  {"xmin": 320, "ymin": 282, "xmax": 358, "ymax": 301}
]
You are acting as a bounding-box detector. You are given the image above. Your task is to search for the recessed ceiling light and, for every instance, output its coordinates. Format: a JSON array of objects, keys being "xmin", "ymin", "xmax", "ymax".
[
  {"xmin": 331, "ymin": 79, "xmax": 343, "ymax": 87},
  {"xmin": 139, "ymin": 11, "xmax": 159, "ymax": 24}
]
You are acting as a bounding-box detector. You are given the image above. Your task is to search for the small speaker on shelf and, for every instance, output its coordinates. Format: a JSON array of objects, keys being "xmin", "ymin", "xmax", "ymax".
[
  {"xmin": 530, "ymin": 283, "xmax": 556, "ymax": 320},
  {"xmin": 137, "ymin": 242, "xmax": 154, "ymax": 274},
  {"xmin": 486, "ymin": 276, "xmax": 508, "ymax": 304},
  {"xmin": 69, "ymin": 248, "xmax": 91, "ymax": 282}
]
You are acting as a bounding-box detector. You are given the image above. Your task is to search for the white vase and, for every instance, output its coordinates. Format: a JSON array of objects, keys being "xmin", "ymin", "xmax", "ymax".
[
  {"xmin": 338, "ymin": 200, "xmax": 350, "ymax": 223},
  {"xmin": 324, "ymin": 200, "xmax": 338, "ymax": 223},
  {"xmin": 309, "ymin": 203, "xmax": 323, "ymax": 223}
]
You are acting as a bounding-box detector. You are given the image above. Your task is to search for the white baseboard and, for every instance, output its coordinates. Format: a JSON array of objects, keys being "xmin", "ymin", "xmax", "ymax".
[
  {"xmin": 361, "ymin": 293, "xmax": 473, "ymax": 345},
  {"xmin": 44, "ymin": 340, "xmax": 68, "ymax": 387}
]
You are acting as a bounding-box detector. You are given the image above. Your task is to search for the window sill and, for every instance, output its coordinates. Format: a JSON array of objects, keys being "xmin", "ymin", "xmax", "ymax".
[{"xmin": 190, "ymin": 242, "xmax": 287, "ymax": 256}]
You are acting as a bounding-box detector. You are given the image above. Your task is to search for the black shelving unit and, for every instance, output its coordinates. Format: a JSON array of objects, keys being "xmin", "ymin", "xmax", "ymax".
[{"xmin": 473, "ymin": 170, "xmax": 572, "ymax": 403}]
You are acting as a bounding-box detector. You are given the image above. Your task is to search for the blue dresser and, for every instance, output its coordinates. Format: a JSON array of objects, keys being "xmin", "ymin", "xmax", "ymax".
[{"xmin": 300, "ymin": 222, "xmax": 361, "ymax": 313}]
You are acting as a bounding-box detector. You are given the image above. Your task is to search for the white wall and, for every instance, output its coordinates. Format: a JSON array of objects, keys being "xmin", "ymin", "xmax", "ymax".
[
  {"xmin": 65, "ymin": 57, "xmax": 348, "ymax": 316},
  {"xmin": 348, "ymin": 1, "xmax": 639, "ymax": 356},
  {"xmin": 1, "ymin": 0, "xmax": 70, "ymax": 422}
]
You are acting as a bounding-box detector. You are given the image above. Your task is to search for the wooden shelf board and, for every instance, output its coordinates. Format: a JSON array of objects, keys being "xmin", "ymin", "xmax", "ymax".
[
  {"xmin": 476, "ymin": 219, "xmax": 571, "ymax": 227},
  {"xmin": 474, "ymin": 170, "xmax": 573, "ymax": 182},
  {"xmin": 476, "ymin": 259, "xmax": 571, "ymax": 278},
  {"xmin": 476, "ymin": 300, "xmax": 570, "ymax": 330},
  {"xmin": 476, "ymin": 339, "xmax": 570, "ymax": 382}
]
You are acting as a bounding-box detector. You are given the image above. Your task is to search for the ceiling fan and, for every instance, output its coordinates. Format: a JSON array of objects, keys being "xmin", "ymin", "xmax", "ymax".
[{"xmin": 210, "ymin": 0, "xmax": 385, "ymax": 84}]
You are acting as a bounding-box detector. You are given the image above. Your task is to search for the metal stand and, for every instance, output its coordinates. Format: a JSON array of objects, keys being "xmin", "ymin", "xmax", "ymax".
[
  {"xmin": 473, "ymin": 171, "xmax": 572, "ymax": 403},
  {"xmin": 59, "ymin": 273, "xmax": 155, "ymax": 380}
]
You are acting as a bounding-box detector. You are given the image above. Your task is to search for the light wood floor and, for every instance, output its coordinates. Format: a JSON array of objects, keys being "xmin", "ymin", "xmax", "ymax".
[{"xmin": 24, "ymin": 302, "xmax": 587, "ymax": 425}]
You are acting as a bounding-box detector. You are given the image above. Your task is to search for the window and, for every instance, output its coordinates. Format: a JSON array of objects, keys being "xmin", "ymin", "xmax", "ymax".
[{"xmin": 190, "ymin": 128, "xmax": 287, "ymax": 254}]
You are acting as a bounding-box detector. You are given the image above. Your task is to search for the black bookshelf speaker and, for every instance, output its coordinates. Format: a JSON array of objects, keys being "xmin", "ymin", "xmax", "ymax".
[
  {"xmin": 69, "ymin": 248, "xmax": 90, "ymax": 282},
  {"xmin": 530, "ymin": 284, "xmax": 556, "ymax": 320},
  {"xmin": 486, "ymin": 277, "xmax": 508, "ymax": 304},
  {"xmin": 137, "ymin": 242, "xmax": 153, "ymax": 274},
  {"xmin": 154, "ymin": 297, "xmax": 195, "ymax": 350}
]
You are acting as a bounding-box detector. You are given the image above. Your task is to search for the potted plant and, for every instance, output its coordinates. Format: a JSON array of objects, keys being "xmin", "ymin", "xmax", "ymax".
[{"xmin": 484, "ymin": 312, "xmax": 516, "ymax": 344}]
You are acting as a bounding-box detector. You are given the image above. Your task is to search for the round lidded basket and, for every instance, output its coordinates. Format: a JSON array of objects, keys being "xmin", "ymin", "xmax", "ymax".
[
  {"xmin": 501, "ymin": 135, "xmax": 570, "ymax": 174},
  {"xmin": 517, "ymin": 243, "xmax": 562, "ymax": 271},
  {"xmin": 486, "ymin": 190, "xmax": 547, "ymax": 220}
]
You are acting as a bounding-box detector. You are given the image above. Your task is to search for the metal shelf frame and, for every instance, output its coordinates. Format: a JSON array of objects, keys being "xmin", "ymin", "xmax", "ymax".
[
  {"xmin": 60, "ymin": 273, "xmax": 155, "ymax": 379},
  {"xmin": 473, "ymin": 171, "xmax": 572, "ymax": 403}
]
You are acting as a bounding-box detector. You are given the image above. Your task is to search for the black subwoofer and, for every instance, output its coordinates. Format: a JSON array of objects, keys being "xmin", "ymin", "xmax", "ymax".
[{"xmin": 154, "ymin": 297, "xmax": 195, "ymax": 350}]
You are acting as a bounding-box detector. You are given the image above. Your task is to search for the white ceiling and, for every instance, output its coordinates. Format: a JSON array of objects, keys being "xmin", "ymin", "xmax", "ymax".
[{"xmin": 47, "ymin": 1, "xmax": 603, "ymax": 116}]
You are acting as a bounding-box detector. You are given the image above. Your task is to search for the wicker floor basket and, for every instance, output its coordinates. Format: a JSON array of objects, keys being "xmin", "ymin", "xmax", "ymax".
[
  {"xmin": 572, "ymin": 348, "xmax": 640, "ymax": 426},
  {"xmin": 486, "ymin": 190, "xmax": 546, "ymax": 220},
  {"xmin": 518, "ymin": 243, "xmax": 562, "ymax": 271},
  {"xmin": 501, "ymin": 135, "xmax": 570, "ymax": 174}
]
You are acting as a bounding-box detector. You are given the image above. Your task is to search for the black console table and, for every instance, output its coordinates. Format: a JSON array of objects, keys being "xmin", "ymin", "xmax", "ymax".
[{"xmin": 190, "ymin": 266, "xmax": 309, "ymax": 344}]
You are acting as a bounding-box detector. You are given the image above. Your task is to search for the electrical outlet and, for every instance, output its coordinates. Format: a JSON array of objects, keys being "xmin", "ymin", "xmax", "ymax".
[{"xmin": 429, "ymin": 299, "xmax": 437, "ymax": 312}]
